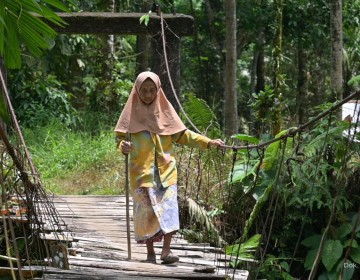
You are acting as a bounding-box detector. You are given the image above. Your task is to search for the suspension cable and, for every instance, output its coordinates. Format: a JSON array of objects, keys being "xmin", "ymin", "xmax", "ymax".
[{"xmin": 159, "ymin": 12, "xmax": 202, "ymax": 134}]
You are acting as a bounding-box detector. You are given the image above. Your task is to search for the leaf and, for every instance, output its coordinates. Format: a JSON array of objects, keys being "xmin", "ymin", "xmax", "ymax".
[
  {"xmin": 0, "ymin": 93, "xmax": 11, "ymax": 124},
  {"xmin": 281, "ymin": 271, "xmax": 295, "ymax": 280},
  {"xmin": 228, "ymin": 162, "xmax": 257, "ymax": 185},
  {"xmin": 351, "ymin": 212, "xmax": 360, "ymax": 232},
  {"xmin": 304, "ymin": 248, "xmax": 318, "ymax": 270},
  {"xmin": 335, "ymin": 223, "xmax": 353, "ymax": 239},
  {"xmin": 261, "ymin": 129, "xmax": 291, "ymax": 170},
  {"xmin": 333, "ymin": 260, "xmax": 355, "ymax": 280},
  {"xmin": 301, "ymin": 234, "xmax": 322, "ymax": 249},
  {"xmin": 322, "ymin": 239, "xmax": 343, "ymax": 272},
  {"xmin": 226, "ymin": 234, "xmax": 260, "ymax": 260},
  {"xmin": 343, "ymin": 239, "xmax": 358, "ymax": 248},
  {"xmin": 139, "ymin": 12, "xmax": 151, "ymax": 26},
  {"xmin": 349, "ymin": 247, "xmax": 360, "ymax": 264},
  {"xmin": 240, "ymin": 234, "xmax": 261, "ymax": 250},
  {"xmin": 241, "ymin": 181, "xmax": 274, "ymax": 240},
  {"xmin": 231, "ymin": 134, "xmax": 259, "ymax": 144}
]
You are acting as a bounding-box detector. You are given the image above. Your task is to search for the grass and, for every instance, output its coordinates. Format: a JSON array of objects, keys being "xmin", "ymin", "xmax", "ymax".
[{"xmin": 21, "ymin": 121, "xmax": 126, "ymax": 195}]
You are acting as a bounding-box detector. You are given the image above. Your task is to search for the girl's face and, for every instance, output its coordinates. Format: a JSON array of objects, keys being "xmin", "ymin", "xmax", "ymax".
[{"xmin": 138, "ymin": 79, "xmax": 157, "ymax": 104}]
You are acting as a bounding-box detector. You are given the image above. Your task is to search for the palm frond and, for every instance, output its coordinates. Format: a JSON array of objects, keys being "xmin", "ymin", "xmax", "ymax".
[
  {"xmin": 1, "ymin": 0, "xmax": 70, "ymax": 69},
  {"xmin": 186, "ymin": 198, "xmax": 225, "ymax": 246}
]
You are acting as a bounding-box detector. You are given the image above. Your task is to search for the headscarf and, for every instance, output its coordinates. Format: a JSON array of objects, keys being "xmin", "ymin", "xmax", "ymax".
[{"xmin": 114, "ymin": 71, "xmax": 187, "ymax": 135}]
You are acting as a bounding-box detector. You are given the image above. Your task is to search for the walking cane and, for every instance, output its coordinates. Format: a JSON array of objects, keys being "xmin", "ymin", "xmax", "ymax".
[{"xmin": 125, "ymin": 133, "xmax": 131, "ymax": 260}]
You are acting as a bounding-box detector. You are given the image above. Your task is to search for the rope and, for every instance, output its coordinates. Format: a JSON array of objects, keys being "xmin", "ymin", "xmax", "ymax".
[{"xmin": 159, "ymin": 12, "xmax": 202, "ymax": 134}]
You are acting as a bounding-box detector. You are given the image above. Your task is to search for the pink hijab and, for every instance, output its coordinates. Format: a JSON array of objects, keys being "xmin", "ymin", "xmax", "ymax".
[{"xmin": 114, "ymin": 71, "xmax": 186, "ymax": 135}]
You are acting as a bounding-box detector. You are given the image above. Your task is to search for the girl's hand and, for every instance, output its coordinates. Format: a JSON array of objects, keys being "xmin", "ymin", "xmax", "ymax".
[
  {"xmin": 208, "ymin": 139, "xmax": 225, "ymax": 148},
  {"xmin": 121, "ymin": 141, "xmax": 132, "ymax": 155}
]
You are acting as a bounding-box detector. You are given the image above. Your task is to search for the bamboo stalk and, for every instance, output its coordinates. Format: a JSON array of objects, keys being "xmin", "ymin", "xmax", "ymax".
[{"xmin": 0, "ymin": 254, "xmax": 17, "ymax": 262}]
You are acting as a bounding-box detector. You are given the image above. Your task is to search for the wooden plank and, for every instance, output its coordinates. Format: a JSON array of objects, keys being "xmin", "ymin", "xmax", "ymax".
[
  {"xmin": 38, "ymin": 195, "xmax": 248, "ymax": 279},
  {"xmin": 0, "ymin": 267, "xmax": 43, "ymax": 278}
]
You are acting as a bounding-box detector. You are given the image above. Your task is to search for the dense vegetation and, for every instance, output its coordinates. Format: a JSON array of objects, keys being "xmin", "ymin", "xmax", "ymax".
[{"xmin": 1, "ymin": 0, "xmax": 360, "ymax": 279}]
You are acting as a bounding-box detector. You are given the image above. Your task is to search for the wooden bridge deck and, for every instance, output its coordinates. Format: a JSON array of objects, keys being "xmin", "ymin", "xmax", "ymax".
[{"xmin": 34, "ymin": 195, "xmax": 248, "ymax": 279}]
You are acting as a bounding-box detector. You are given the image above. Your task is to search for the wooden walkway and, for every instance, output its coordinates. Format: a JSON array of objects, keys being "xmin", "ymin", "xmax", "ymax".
[{"xmin": 34, "ymin": 195, "xmax": 248, "ymax": 279}]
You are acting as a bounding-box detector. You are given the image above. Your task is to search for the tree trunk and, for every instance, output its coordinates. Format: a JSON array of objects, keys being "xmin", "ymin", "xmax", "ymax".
[
  {"xmin": 204, "ymin": 0, "xmax": 223, "ymax": 58},
  {"xmin": 224, "ymin": 0, "xmax": 238, "ymax": 136},
  {"xmin": 330, "ymin": 0, "xmax": 343, "ymax": 102},
  {"xmin": 296, "ymin": 47, "xmax": 308, "ymax": 124},
  {"xmin": 271, "ymin": 0, "xmax": 283, "ymax": 136},
  {"xmin": 249, "ymin": 51, "xmax": 259, "ymax": 97},
  {"xmin": 255, "ymin": 35, "xmax": 265, "ymax": 94},
  {"xmin": 250, "ymin": 33, "xmax": 265, "ymax": 136},
  {"xmin": 136, "ymin": 0, "xmax": 152, "ymax": 74}
]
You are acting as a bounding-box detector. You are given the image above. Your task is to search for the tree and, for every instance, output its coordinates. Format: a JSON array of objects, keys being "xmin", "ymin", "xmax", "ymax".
[
  {"xmin": 330, "ymin": 0, "xmax": 343, "ymax": 102},
  {"xmin": 224, "ymin": 0, "xmax": 238, "ymax": 136},
  {"xmin": 135, "ymin": 0, "xmax": 152, "ymax": 74}
]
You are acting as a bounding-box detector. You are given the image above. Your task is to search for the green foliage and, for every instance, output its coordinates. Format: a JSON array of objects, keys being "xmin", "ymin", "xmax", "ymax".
[
  {"xmin": 186, "ymin": 198, "xmax": 225, "ymax": 246},
  {"xmin": 139, "ymin": 11, "xmax": 152, "ymax": 26},
  {"xmin": 49, "ymin": 34, "xmax": 135, "ymax": 112},
  {"xmin": 0, "ymin": 0, "xmax": 71, "ymax": 69},
  {"xmin": 226, "ymin": 234, "xmax": 260, "ymax": 266},
  {"xmin": 231, "ymin": 134, "xmax": 259, "ymax": 144},
  {"xmin": 259, "ymin": 254, "xmax": 296, "ymax": 280},
  {"xmin": 301, "ymin": 212, "xmax": 360, "ymax": 280},
  {"xmin": 9, "ymin": 70, "xmax": 78, "ymax": 127},
  {"xmin": 250, "ymin": 85, "xmax": 283, "ymax": 134},
  {"xmin": 182, "ymin": 93, "xmax": 222, "ymax": 138},
  {"xmin": 226, "ymin": 112, "xmax": 359, "ymax": 277},
  {"xmin": 230, "ymin": 129, "xmax": 294, "ymax": 241},
  {"xmin": 0, "ymin": 92, "xmax": 10, "ymax": 125},
  {"xmin": 348, "ymin": 75, "xmax": 360, "ymax": 87}
]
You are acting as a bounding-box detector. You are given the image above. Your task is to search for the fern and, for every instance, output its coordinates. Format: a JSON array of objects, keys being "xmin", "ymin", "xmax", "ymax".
[
  {"xmin": 182, "ymin": 93, "xmax": 222, "ymax": 137},
  {"xmin": 186, "ymin": 198, "xmax": 225, "ymax": 246},
  {"xmin": 304, "ymin": 122, "xmax": 350, "ymax": 157}
]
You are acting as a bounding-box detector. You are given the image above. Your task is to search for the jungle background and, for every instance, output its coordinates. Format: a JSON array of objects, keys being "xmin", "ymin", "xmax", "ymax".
[{"xmin": 1, "ymin": 0, "xmax": 360, "ymax": 279}]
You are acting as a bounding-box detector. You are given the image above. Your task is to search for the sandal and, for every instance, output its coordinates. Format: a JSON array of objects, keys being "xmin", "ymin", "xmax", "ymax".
[{"xmin": 160, "ymin": 251, "xmax": 179, "ymax": 265}]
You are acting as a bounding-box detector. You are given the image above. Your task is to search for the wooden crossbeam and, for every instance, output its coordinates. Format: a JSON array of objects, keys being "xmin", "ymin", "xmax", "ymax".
[{"xmin": 46, "ymin": 12, "xmax": 194, "ymax": 36}]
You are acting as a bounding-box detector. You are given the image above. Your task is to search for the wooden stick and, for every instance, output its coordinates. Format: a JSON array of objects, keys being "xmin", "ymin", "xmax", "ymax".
[{"xmin": 125, "ymin": 133, "xmax": 131, "ymax": 260}]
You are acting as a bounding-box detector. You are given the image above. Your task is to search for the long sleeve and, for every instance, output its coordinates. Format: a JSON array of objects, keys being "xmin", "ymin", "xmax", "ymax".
[{"xmin": 172, "ymin": 129, "xmax": 211, "ymax": 149}]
